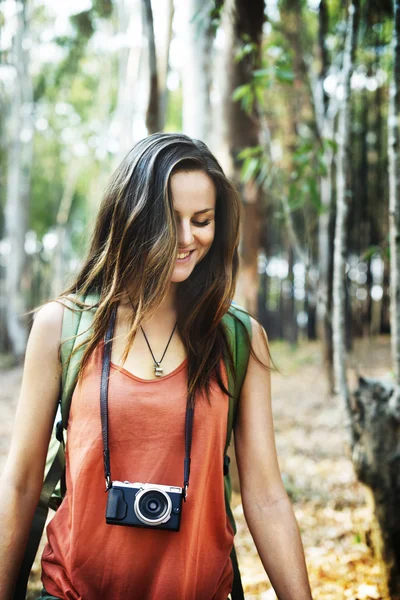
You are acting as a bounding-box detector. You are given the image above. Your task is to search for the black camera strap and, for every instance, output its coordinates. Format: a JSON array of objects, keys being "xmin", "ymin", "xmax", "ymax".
[{"xmin": 100, "ymin": 305, "xmax": 194, "ymax": 501}]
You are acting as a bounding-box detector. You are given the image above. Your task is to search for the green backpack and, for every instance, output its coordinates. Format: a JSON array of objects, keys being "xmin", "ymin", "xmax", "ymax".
[{"xmin": 14, "ymin": 294, "xmax": 251, "ymax": 600}]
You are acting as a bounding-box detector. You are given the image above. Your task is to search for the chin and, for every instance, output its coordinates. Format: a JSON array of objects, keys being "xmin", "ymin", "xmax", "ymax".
[
  {"xmin": 170, "ymin": 251, "xmax": 208, "ymax": 283},
  {"xmin": 170, "ymin": 271, "xmax": 193, "ymax": 283}
]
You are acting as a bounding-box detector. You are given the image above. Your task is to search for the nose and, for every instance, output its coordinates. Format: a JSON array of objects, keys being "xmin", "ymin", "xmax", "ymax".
[{"xmin": 177, "ymin": 219, "xmax": 194, "ymax": 248}]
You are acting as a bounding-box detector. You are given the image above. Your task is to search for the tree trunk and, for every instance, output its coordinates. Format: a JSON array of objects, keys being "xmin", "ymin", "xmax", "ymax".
[
  {"xmin": 217, "ymin": 0, "xmax": 265, "ymax": 316},
  {"xmin": 181, "ymin": 0, "xmax": 213, "ymax": 144},
  {"xmin": 332, "ymin": 0, "xmax": 358, "ymax": 429},
  {"xmin": 388, "ymin": 0, "xmax": 400, "ymax": 392},
  {"xmin": 286, "ymin": 245, "xmax": 297, "ymax": 344},
  {"xmin": 286, "ymin": 0, "xmax": 338, "ymax": 390},
  {"xmin": 325, "ymin": 228, "xmax": 335, "ymax": 393},
  {"xmin": 51, "ymin": 162, "xmax": 81, "ymax": 297},
  {"xmin": 351, "ymin": 377, "xmax": 400, "ymax": 600},
  {"xmin": 4, "ymin": 0, "xmax": 33, "ymax": 359},
  {"xmin": 365, "ymin": 257, "xmax": 373, "ymax": 337},
  {"xmin": 114, "ymin": 0, "xmax": 143, "ymax": 159},
  {"xmin": 381, "ymin": 255, "xmax": 391, "ymax": 334},
  {"xmin": 142, "ymin": 0, "xmax": 160, "ymax": 133},
  {"xmin": 155, "ymin": 0, "xmax": 174, "ymax": 131},
  {"xmin": 313, "ymin": 0, "xmax": 337, "ymax": 393}
]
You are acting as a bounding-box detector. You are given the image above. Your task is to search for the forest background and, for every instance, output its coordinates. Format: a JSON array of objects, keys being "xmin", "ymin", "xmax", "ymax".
[{"xmin": 1, "ymin": 0, "xmax": 400, "ymax": 599}]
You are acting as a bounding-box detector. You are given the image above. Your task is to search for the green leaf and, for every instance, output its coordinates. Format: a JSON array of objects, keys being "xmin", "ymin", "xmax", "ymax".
[
  {"xmin": 275, "ymin": 68, "xmax": 295, "ymax": 83},
  {"xmin": 362, "ymin": 246, "xmax": 383, "ymax": 261},
  {"xmin": 253, "ymin": 68, "xmax": 273, "ymax": 78},
  {"xmin": 288, "ymin": 198, "xmax": 304, "ymax": 211},
  {"xmin": 237, "ymin": 146, "xmax": 262, "ymax": 160},
  {"xmin": 287, "ymin": 183, "xmax": 305, "ymax": 210},
  {"xmin": 323, "ymin": 138, "xmax": 338, "ymax": 152},
  {"xmin": 308, "ymin": 177, "xmax": 321, "ymax": 211},
  {"xmin": 234, "ymin": 43, "xmax": 256, "ymax": 63},
  {"xmin": 256, "ymin": 162, "xmax": 269, "ymax": 187},
  {"xmin": 232, "ymin": 84, "xmax": 251, "ymax": 102},
  {"xmin": 293, "ymin": 152, "xmax": 311, "ymax": 166},
  {"xmin": 240, "ymin": 89, "xmax": 255, "ymax": 115},
  {"xmin": 354, "ymin": 533, "xmax": 362, "ymax": 544},
  {"xmin": 241, "ymin": 157, "xmax": 260, "ymax": 183},
  {"xmin": 255, "ymin": 83, "xmax": 265, "ymax": 107}
]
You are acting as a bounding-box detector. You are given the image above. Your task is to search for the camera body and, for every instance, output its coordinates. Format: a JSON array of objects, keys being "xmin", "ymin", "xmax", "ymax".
[{"xmin": 105, "ymin": 481, "xmax": 183, "ymax": 532}]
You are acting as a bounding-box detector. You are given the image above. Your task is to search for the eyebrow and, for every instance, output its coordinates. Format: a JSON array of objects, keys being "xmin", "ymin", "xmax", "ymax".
[{"xmin": 194, "ymin": 208, "xmax": 215, "ymax": 215}]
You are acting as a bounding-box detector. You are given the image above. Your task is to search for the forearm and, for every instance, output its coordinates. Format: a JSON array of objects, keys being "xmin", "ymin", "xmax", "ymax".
[
  {"xmin": 0, "ymin": 476, "xmax": 41, "ymax": 599},
  {"xmin": 243, "ymin": 492, "xmax": 312, "ymax": 600}
]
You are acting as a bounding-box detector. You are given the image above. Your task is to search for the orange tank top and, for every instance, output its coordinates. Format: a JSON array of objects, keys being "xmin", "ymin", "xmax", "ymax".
[{"xmin": 41, "ymin": 341, "xmax": 234, "ymax": 599}]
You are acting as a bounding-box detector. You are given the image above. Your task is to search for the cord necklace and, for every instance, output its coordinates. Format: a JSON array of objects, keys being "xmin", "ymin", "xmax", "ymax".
[
  {"xmin": 128, "ymin": 295, "xmax": 177, "ymax": 377},
  {"xmin": 141, "ymin": 323, "xmax": 177, "ymax": 377}
]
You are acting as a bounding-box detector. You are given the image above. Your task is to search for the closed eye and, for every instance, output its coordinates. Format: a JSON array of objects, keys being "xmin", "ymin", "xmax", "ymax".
[{"xmin": 193, "ymin": 220, "xmax": 211, "ymax": 227}]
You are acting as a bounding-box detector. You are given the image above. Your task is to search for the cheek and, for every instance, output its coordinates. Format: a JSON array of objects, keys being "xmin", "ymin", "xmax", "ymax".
[{"xmin": 200, "ymin": 225, "xmax": 215, "ymax": 249}]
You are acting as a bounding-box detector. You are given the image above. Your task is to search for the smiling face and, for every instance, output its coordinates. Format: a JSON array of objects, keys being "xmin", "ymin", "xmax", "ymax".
[{"xmin": 170, "ymin": 170, "xmax": 216, "ymax": 283}]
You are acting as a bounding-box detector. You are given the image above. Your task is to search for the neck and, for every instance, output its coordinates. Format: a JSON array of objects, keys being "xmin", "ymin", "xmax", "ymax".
[
  {"xmin": 158, "ymin": 282, "xmax": 178, "ymax": 312},
  {"xmin": 121, "ymin": 283, "xmax": 179, "ymax": 320}
]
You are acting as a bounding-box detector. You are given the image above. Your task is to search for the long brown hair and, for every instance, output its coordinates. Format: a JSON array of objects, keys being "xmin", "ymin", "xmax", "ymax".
[{"xmin": 59, "ymin": 132, "xmax": 270, "ymax": 405}]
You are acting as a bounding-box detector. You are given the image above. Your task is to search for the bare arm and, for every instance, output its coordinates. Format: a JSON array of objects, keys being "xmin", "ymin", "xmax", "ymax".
[
  {"xmin": 235, "ymin": 318, "xmax": 312, "ymax": 600},
  {"xmin": 0, "ymin": 301, "xmax": 64, "ymax": 598}
]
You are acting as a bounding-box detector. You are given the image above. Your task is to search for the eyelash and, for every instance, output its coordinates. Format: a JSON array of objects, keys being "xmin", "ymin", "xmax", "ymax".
[{"xmin": 192, "ymin": 220, "xmax": 211, "ymax": 227}]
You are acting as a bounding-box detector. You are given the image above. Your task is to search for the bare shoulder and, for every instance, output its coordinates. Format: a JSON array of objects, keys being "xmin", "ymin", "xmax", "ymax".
[
  {"xmin": 32, "ymin": 299, "xmax": 65, "ymax": 332},
  {"xmin": 28, "ymin": 300, "xmax": 65, "ymax": 355},
  {"xmin": 22, "ymin": 300, "xmax": 66, "ymax": 401}
]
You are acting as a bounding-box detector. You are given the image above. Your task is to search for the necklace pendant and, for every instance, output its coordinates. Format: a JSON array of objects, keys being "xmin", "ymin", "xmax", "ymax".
[{"xmin": 154, "ymin": 363, "xmax": 163, "ymax": 377}]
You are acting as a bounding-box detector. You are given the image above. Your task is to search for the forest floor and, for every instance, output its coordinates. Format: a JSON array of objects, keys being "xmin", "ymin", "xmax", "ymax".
[{"xmin": 0, "ymin": 335, "xmax": 392, "ymax": 600}]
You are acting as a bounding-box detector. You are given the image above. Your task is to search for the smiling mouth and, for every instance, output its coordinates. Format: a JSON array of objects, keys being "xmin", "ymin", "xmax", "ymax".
[{"xmin": 176, "ymin": 250, "xmax": 194, "ymax": 262}]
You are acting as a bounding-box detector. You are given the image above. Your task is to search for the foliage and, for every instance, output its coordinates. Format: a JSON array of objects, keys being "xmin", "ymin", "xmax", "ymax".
[{"xmin": 231, "ymin": 0, "xmax": 393, "ymax": 265}]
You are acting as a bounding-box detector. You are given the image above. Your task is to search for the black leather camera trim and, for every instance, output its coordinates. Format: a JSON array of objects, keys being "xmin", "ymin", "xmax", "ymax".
[{"xmin": 106, "ymin": 487, "xmax": 128, "ymax": 521}]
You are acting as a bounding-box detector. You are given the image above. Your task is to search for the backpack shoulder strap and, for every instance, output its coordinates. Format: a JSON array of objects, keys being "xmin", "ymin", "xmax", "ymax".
[
  {"xmin": 60, "ymin": 292, "xmax": 99, "ymax": 430},
  {"xmin": 221, "ymin": 302, "xmax": 252, "ymax": 600},
  {"xmin": 222, "ymin": 302, "xmax": 252, "ymax": 455}
]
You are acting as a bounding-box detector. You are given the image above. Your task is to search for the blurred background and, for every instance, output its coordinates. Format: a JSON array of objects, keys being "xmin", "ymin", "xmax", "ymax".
[{"xmin": 1, "ymin": 0, "xmax": 400, "ymax": 599}]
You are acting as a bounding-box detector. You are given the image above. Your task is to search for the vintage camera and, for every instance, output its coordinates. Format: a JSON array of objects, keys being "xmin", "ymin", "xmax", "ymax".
[{"xmin": 106, "ymin": 481, "xmax": 183, "ymax": 532}]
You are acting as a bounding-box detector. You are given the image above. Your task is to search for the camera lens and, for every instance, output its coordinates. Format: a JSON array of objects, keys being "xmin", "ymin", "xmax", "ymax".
[
  {"xmin": 134, "ymin": 488, "xmax": 172, "ymax": 526},
  {"xmin": 141, "ymin": 492, "xmax": 165, "ymax": 519}
]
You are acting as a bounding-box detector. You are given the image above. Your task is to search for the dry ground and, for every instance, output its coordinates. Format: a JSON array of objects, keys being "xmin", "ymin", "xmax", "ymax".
[{"xmin": 0, "ymin": 336, "xmax": 392, "ymax": 599}]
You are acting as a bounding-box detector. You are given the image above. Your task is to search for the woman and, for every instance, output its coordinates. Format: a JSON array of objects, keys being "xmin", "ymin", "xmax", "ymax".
[{"xmin": 0, "ymin": 133, "xmax": 312, "ymax": 599}]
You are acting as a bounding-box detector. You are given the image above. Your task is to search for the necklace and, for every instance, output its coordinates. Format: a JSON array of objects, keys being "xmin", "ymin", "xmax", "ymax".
[
  {"xmin": 127, "ymin": 295, "xmax": 177, "ymax": 377},
  {"xmin": 141, "ymin": 322, "xmax": 177, "ymax": 377}
]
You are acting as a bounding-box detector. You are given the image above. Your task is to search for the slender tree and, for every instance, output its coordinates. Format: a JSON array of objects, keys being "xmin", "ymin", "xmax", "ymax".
[
  {"xmin": 389, "ymin": 2, "xmax": 400, "ymax": 399},
  {"xmin": 52, "ymin": 161, "xmax": 81, "ymax": 297},
  {"xmin": 217, "ymin": 0, "xmax": 265, "ymax": 315},
  {"xmin": 142, "ymin": 0, "xmax": 160, "ymax": 133},
  {"xmin": 181, "ymin": 0, "xmax": 213, "ymax": 144},
  {"xmin": 114, "ymin": 0, "xmax": 143, "ymax": 158},
  {"xmin": 4, "ymin": 0, "xmax": 33, "ymax": 359},
  {"xmin": 156, "ymin": 0, "xmax": 174, "ymax": 131},
  {"xmin": 314, "ymin": 0, "xmax": 337, "ymax": 391},
  {"xmin": 332, "ymin": 0, "xmax": 359, "ymax": 430}
]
